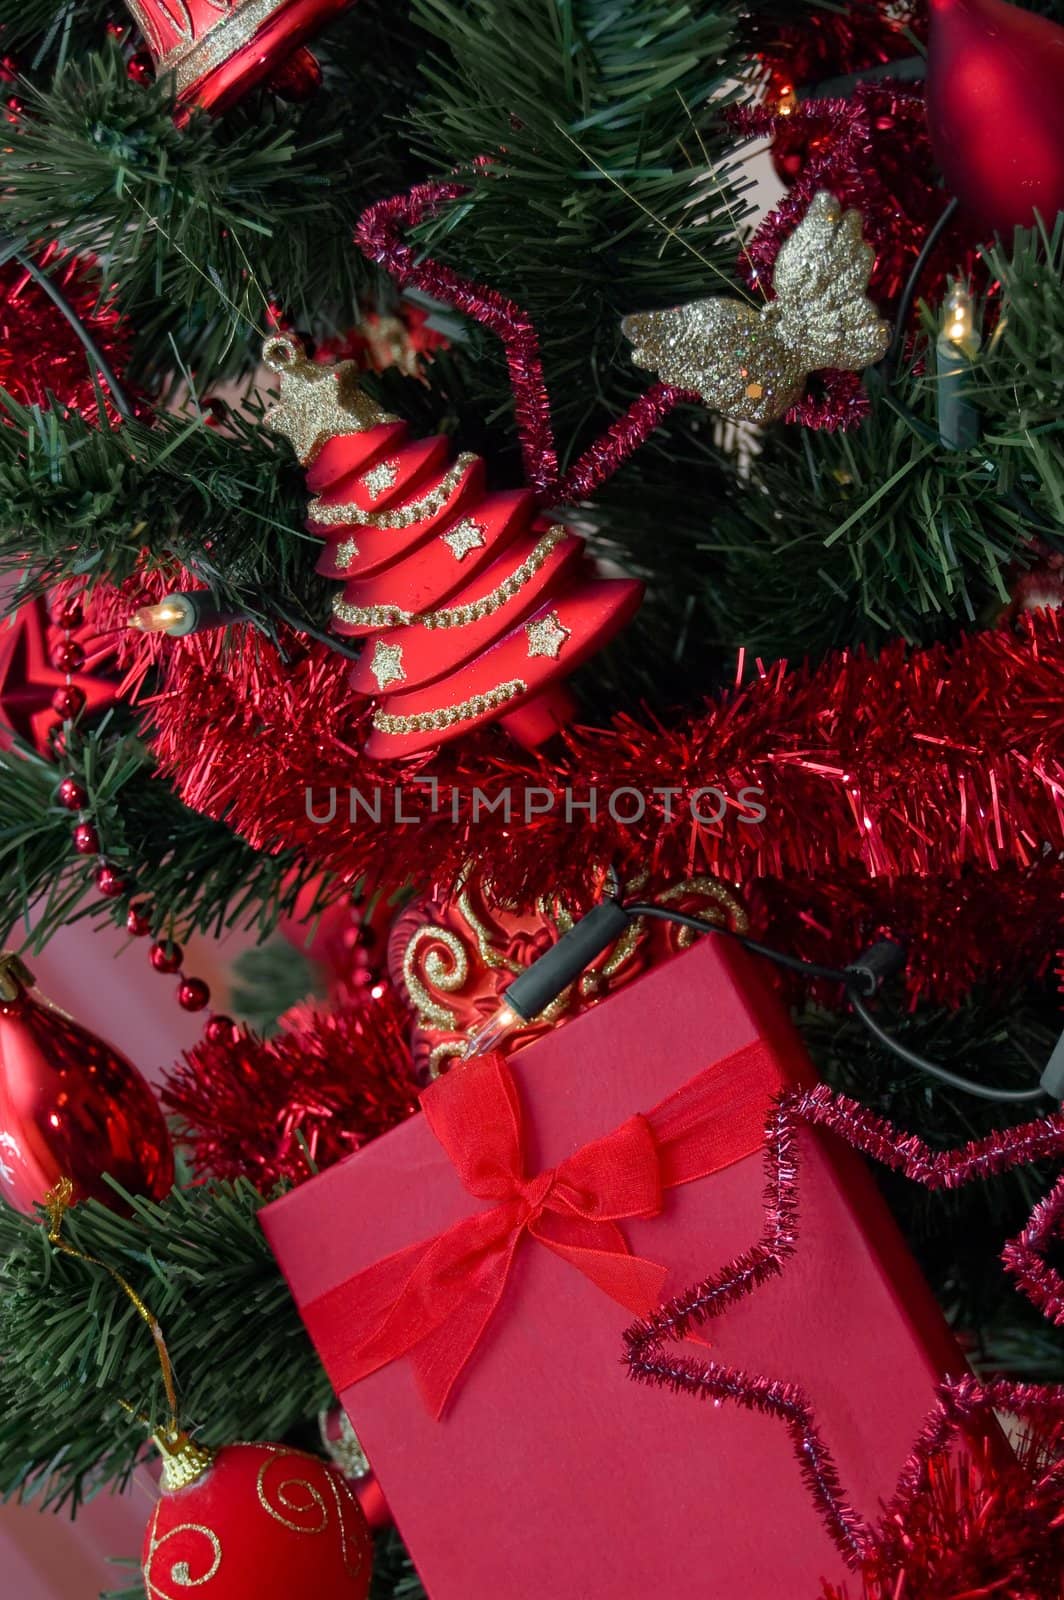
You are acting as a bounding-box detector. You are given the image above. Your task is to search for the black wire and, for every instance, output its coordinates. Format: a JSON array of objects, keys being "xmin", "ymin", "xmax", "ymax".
[
  {"xmin": 622, "ymin": 903, "xmax": 866, "ymax": 990},
  {"xmin": 848, "ymin": 989, "xmax": 1045, "ymax": 1104},
  {"xmin": 883, "ymin": 195, "xmax": 960, "ymax": 379},
  {"xmin": 0, "ymin": 236, "xmax": 134, "ymax": 421},
  {"xmin": 623, "ymin": 901, "xmax": 1048, "ymax": 1105}
]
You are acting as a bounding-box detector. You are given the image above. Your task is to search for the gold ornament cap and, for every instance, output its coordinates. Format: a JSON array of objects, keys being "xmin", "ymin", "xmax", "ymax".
[
  {"xmin": 154, "ymin": 1427, "xmax": 215, "ymax": 1492},
  {"xmin": 0, "ymin": 952, "xmax": 35, "ymax": 1002}
]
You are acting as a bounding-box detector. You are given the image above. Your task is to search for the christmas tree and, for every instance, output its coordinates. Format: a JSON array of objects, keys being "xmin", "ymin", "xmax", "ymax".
[{"xmin": 1, "ymin": 0, "xmax": 1064, "ymax": 1595}]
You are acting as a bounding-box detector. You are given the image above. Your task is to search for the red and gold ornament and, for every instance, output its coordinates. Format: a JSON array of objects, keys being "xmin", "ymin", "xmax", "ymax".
[
  {"xmin": 123, "ymin": 0, "xmax": 355, "ymax": 117},
  {"xmin": 389, "ymin": 869, "xmax": 749, "ymax": 1080},
  {"xmin": 926, "ymin": 0, "xmax": 1064, "ymax": 234},
  {"xmin": 263, "ymin": 333, "xmax": 642, "ymax": 760},
  {"xmin": 143, "ymin": 1435, "xmax": 372, "ymax": 1600},
  {"xmin": 0, "ymin": 953, "xmax": 173, "ymax": 1215}
]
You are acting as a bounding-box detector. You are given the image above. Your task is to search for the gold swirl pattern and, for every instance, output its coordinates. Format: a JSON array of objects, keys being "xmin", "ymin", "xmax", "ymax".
[
  {"xmin": 254, "ymin": 1444, "xmax": 369, "ymax": 1583},
  {"xmin": 402, "ymin": 926, "xmax": 469, "ymax": 1030},
  {"xmin": 403, "ymin": 871, "xmax": 748, "ymax": 1075},
  {"xmin": 256, "ymin": 1453, "xmax": 329, "ymax": 1535},
  {"xmin": 142, "ymin": 1510, "xmax": 222, "ymax": 1599}
]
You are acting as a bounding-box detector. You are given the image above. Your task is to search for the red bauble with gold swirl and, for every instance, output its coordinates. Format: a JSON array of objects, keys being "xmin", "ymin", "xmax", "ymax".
[{"xmin": 142, "ymin": 1439, "xmax": 372, "ymax": 1600}]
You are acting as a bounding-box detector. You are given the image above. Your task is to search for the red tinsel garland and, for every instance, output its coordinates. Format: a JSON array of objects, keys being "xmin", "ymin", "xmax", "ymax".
[
  {"xmin": 139, "ymin": 610, "xmax": 1064, "ymax": 1003},
  {"xmin": 163, "ymin": 989, "xmax": 417, "ymax": 1188},
  {"xmin": 0, "ymin": 245, "xmax": 133, "ymax": 425},
  {"xmin": 822, "ymin": 1426, "xmax": 1064, "ymax": 1598}
]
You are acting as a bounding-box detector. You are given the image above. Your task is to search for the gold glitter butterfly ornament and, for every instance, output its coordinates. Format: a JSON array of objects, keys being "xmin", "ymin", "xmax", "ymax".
[{"xmin": 622, "ymin": 192, "xmax": 891, "ymax": 425}]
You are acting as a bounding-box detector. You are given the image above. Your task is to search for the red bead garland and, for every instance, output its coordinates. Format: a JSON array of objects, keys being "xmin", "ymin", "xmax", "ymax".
[
  {"xmin": 176, "ymin": 977, "xmax": 211, "ymax": 1012},
  {"xmin": 95, "ymin": 863, "xmax": 129, "ymax": 899},
  {"xmin": 72, "ymin": 821, "xmax": 100, "ymax": 855},
  {"xmin": 57, "ymin": 777, "xmax": 88, "ymax": 812},
  {"xmin": 150, "ymin": 940, "xmax": 184, "ymax": 974}
]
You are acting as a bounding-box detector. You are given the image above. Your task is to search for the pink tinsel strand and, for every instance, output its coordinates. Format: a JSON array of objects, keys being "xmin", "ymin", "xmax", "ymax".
[
  {"xmin": 140, "ymin": 609, "xmax": 1064, "ymax": 1003},
  {"xmin": 730, "ymin": 87, "xmax": 970, "ymax": 318},
  {"xmin": 355, "ymin": 177, "xmax": 707, "ymax": 498},
  {"xmin": 355, "ymin": 177, "xmax": 560, "ymax": 497},
  {"xmin": 556, "ymin": 382, "xmax": 700, "ymax": 500},
  {"xmin": 624, "ymin": 1085, "xmax": 1064, "ymax": 1581}
]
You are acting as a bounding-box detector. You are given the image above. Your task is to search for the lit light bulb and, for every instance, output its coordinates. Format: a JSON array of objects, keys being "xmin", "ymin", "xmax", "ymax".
[
  {"xmin": 463, "ymin": 1005, "xmax": 521, "ymax": 1060},
  {"xmin": 128, "ymin": 595, "xmax": 197, "ymax": 636},
  {"xmin": 776, "ymin": 83, "xmax": 797, "ymax": 116},
  {"xmin": 127, "ymin": 593, "xmax": 244, "ymax": 638},
  {"xmin": 941, "ymin": 284, "xmax": 980, "ymax": 358}
]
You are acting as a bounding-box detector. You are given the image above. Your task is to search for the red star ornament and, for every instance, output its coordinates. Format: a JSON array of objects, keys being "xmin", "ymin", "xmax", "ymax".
[{"xmin": 0, "ymin": 597, "xmax": 117, "ymax": 755}]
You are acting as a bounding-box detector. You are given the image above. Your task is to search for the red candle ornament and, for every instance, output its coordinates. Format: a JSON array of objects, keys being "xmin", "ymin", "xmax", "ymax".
[
  {"xmin": 142, "ymin": 1437, "xmax": 372, "ymax": 1600},
  {"xmin": 926, "ymin": 0, "xmax": 1064, "ymax": 233},
  {"xmin": 123, "ymin": 0, "xmax": 354, "ymax": 117},
  {"xmin": 0, "ymin": 953, "xmax": 173, "ymax": 1215}
]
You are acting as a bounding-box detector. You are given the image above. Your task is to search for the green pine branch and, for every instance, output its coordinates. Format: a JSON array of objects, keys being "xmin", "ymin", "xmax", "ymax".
[
  {"xmin": 406, "ymin": 0, "xmax": 752, "ymax": 451},
  {"xmin": 0, "ymin": 9, "xmax": 427, "ymax": 384},
  {"xmin": 0, "ymin": 1179, "xmax": 329, "ymax": 1511},
  {"xmin": 0, "ymin": 727, "xmax": 339, "ymax": 950}
]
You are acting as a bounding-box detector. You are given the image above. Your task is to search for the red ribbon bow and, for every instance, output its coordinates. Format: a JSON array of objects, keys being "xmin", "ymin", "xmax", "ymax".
[{"xmin": 305, "ymin": 1043, "xmax": 775, "ymax": 1417}]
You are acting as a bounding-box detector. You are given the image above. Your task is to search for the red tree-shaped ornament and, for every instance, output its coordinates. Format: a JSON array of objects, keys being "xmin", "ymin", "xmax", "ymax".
[{"xmin": 264, "ymin": 335, "xmax": 641, "ymax": 761}]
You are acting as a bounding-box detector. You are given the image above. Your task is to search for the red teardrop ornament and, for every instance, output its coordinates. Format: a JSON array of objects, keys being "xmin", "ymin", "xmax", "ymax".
[
  {"xmin": 0, "ymin": 954, "xmax": 173, "ymax": 1215},
  {"xmin": 927, "ymin": 0, "xmax": 1064, "ymax": 233}
]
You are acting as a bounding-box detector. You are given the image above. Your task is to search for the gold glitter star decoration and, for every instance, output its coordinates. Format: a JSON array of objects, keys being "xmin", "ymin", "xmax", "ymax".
[
  {"xmin": 442, "ymin": 519, "xmax": 487, "ymax": 561},
  {"xmin": 622, "ymin": 191, "xmax": 890, "ymax": 426},
  {"xmin": 363, "ymin": 460, "xmax": 399, "ymax": 501},
  {"xmin": 262, "ymin": 334, "xmax": 398, "ymax": 466},
  {"xmin": 525, "ymin": 611, "xmax": 570, "ymax": 660},
  {"xmin": 370, "ymin": 639, "xmax": 406, "ymax": 692}
]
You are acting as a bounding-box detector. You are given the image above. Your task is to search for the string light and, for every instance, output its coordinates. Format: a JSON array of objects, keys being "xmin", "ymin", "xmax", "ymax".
[
  {"xmin": 128, "ymin": 592, "xmax": 245, "ymax": 638},
  {"xmin": 942, "ymin": 282, "xmax": 980, "ymax": 358}
]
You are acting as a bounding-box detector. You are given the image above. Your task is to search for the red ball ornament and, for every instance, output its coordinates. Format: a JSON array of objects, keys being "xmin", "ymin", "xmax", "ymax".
[
  {"xmin": 927, "ymin": 0, "xmax": 1064, "ymax": 234},
  {"xmin": 127, "ymin": 904, "xmax": 153, "ymax": 937},
  {"xmin": 0, "ymin": 952, "xmax": 173, "ymax": 1214},
  {"xmin": 50, "ymin": 638, "xmax": 86, "ymax": 673},
  {"xmin": 266, "ymin": 44, "xmax": 323, "ymax": 101},
  {"xmin": 56, "ymin": 777, "xmax": 88, "ymax": 812},
  {"xmin": 95, "ymin": 863, "xmax": 129, "ymax": 899},
  {"xmin": 142, "ymin": 1438, "xmax": 372, "ymax": 1600},
  {"xmin": 150, "ymin": 940, "xmax": 184, "ymax": 974},
  {"xmin": 177, "ymin": 978, "xmax": 211, "ymax": 1012},
  {"xmin": 72, "ymin": 821, "xmax": 100, "ymax": 855},
  {"xmin": 51, "ymin": 684, "xmax": 86, "ymax": 720}
]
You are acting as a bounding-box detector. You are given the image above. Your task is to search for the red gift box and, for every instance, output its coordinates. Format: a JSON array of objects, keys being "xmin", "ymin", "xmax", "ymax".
[{"xmin": 261, "ymin": 937, "xmax": 964, "ymax": 1598}]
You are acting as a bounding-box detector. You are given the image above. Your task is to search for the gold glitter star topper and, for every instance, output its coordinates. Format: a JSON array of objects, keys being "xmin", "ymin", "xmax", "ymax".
[
  {"xmin": 622, "ymin": 192, "xmax": 890, "ymax": 425},
  {"xmin": 262, "ymin": 334, "xmax": 398, "ymax": 466}
]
